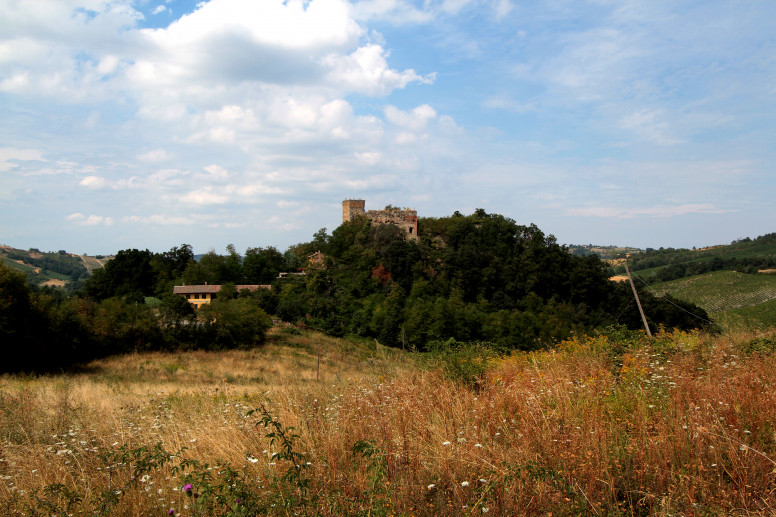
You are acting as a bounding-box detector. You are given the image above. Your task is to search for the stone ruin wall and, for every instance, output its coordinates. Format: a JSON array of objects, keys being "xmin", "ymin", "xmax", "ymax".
[
  {"xmin": 342, "ymin": 199, "xmax": 366, "ymax": 222},
  {"xmin": 342, "ymin": 199, "xmax": 419, "ymax": 241}
]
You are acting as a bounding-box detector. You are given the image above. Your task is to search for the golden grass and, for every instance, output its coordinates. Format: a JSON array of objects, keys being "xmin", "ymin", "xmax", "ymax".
[{"xmin": 2, "ymin": 328, "xmax": 776, "ymax": 515}]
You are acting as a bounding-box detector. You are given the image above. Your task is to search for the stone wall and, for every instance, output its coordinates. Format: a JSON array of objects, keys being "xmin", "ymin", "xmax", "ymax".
[
  {"xmin": 342, "ymin": 199, "xmax": 366, "ymax": 222},
  {"xmin": 342, "ymin": 200, "xmax": 419, "ymax": 241}
]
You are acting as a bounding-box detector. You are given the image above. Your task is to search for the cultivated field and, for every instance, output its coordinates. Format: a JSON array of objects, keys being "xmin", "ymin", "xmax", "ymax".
[
  {"xmin": 650, "ymin": 271, "xmax": 776, "ymax": 331},
  {"xmin": 2, "ymin": 328, "xmax": 776, "ymax": 515}
]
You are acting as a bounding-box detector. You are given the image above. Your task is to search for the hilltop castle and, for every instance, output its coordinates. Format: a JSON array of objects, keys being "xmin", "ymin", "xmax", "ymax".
[{"xmin": 342, "ymin": 199, "xmax": 419, "ymax": 241}]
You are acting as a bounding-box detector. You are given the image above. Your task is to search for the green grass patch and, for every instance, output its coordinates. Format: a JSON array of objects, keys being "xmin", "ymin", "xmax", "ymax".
[{"xmin": 1, "ymin": 256, "xmax": 37, "ymax": 273}]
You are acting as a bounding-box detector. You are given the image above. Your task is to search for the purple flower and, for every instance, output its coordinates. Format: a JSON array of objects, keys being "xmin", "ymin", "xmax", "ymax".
[
  {"xmin": 183, "ymin": 483, "xmax": 193, "ymax": 493},
  {"xmin": 236, "ymin": 498, "xmax": 242, "ymax": 504},
  {"xmin": 168, "ymin": 510, "xmax": 175, "ymax": 515}
]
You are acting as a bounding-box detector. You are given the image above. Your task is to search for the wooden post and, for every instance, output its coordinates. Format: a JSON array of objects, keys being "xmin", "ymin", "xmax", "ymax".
[{"xmin": 625, "ymin": 261, "xmax": 653, "ymax": 338}]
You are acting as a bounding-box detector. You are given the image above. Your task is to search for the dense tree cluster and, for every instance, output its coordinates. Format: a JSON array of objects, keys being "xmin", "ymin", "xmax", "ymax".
[
  {"xmin": 1, "ymin": 210, "xmax": 716, "ymax": 372},
  {"xmin": 0, "ymin": 244, "xmax": 273, "ymax": 372},
  {"xmin": 270, "ymin": 211, "xmax": 715, "ymax": 350}
]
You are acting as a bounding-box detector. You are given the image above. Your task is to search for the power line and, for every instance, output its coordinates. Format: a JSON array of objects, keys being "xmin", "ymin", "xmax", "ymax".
[{"xmin": 630, "ymin": 272, "xmax": 717, "ymax": 326}]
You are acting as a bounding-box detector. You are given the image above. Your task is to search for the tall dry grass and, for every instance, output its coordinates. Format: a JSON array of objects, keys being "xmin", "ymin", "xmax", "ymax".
[{"xmin": 1, "ymin": 328, "xmax": 776, "ymax": 515}]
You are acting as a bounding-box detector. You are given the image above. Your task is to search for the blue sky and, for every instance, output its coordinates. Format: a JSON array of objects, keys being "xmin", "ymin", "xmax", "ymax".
[{"xmin": 1, "ymin": 0, "xmax": 774, "ymax": 255}]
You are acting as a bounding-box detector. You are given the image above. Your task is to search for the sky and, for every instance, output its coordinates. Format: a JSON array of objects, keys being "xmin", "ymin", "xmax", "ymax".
[{"xmin": 1, "ymin": 0, "xmax": 774, "ymax": 255}]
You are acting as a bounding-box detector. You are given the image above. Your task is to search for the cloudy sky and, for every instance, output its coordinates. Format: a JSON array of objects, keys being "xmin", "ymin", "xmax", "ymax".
[{"xmin": 1, "ymin": 0, "xmax": 774, "ymax": 255}]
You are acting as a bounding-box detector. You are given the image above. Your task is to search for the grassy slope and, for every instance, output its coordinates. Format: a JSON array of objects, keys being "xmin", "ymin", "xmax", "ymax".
[
  {"xmin": 649, "ymin": 271, "xmax": 776, "ymax": 331},
  {"xmin": 3, "ymin": 328, "xmax": 776, "ymax": 515}
]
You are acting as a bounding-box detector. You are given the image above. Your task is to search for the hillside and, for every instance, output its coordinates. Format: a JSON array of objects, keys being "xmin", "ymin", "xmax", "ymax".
[
  {"xmin": 650, "ymin": 270, "xmax": 776, "ymax": 330},
  {"xmin": 615, "ymin": 232, "xmax": 776, "ymax": 283},
  {"xmin": 3, "ymin": 327, "xmax": 776, "ymax": 515},
  {"xmin": 0, "ymin": 245, "xmax": 94, "ymax": 285}
]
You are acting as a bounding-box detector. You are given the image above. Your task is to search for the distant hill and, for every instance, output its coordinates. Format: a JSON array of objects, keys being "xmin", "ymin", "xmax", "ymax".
[
  {"xmin": 0, "ymin": 245, "xmax": 109, "ymax": 288},
  {"xmin": 649, "ymin": 270, "xmax": 776, "ymax": 331},
  {"xmin": 566, "ymin": 244, "xmax": 642, "ymax": 260},
  {"xmin": 614, "ymin": 232, "xmax": 776, "ymax": 283}
]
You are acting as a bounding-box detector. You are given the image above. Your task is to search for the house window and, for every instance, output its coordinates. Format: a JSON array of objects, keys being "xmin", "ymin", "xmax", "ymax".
[
  {"xmin": 409, "ymin": 227, "xmax": 413, "ymax": 234},
  {"xmin": 186, "ymin": 294, "xmax": 191, "ymax": 299},
  {"xmin": 194, "ymin": 294, "xmax": 200, "ymax": 299}
]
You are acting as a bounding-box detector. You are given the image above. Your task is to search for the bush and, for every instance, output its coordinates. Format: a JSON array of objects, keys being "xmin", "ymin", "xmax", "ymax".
[
  {"xmin": 198, "ymin": 298, "xmax": 271, "ymax": 349},
  {"xmin": 426, "ymin": 338, "xmax": 503, "ymax": 389}
]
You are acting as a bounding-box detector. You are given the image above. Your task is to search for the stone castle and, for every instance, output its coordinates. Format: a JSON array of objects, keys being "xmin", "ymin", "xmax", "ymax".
[{"xmin": 342, "ymin": 199, "xmax": 419, "ymax": 241}]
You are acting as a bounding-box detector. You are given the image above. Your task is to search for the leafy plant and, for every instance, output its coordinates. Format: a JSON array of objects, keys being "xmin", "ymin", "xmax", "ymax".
[{"xmin": 426, "ymin": 338, "xmax": 503, "ymax": 389}]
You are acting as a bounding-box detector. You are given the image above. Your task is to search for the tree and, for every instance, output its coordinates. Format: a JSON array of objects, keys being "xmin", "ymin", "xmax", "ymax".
[
  {"xmin": 84, "ymin": 249, "xmax": 155, "ymax": 301},
  {"xmin": 198, "ymin": 298, "xmax": 271, "ymax": 349}
]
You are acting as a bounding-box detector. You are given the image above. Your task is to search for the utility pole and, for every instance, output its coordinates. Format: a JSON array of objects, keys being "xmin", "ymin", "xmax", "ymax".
[{"xmin": 625, "ymin": 261, "xmax": 653, "ymax": 338}]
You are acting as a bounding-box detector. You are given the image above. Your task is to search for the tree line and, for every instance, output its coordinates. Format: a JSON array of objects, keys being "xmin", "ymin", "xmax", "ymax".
[
  {"xmin": 1, "ymin": 210, "xmax": 716, "ymax": 372},
  {"xmin": 617, "ymin": 232, "xmax": 776, "ymax": 283}
]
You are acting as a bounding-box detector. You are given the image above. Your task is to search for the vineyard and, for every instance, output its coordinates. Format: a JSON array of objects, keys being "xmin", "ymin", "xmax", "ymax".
[{"xmin": 650, "ymin": 271, "xmax": 776, "ymax": 330}]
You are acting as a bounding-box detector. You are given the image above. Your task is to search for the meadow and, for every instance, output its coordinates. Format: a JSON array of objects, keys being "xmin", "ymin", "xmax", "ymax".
[{"xmin": 2, "ymin": 327, "xmax": 776, "ymax": 516}]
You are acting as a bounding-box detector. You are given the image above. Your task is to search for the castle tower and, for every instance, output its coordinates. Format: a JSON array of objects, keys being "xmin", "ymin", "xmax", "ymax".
[{"xmin": 342, "ymin": 199, "xmax": 366, "ymax": 222}]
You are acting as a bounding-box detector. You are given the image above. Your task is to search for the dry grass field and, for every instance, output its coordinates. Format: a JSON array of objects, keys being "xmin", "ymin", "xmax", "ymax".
[{"xmin": 2, "ymin": 327, "xmax": 776, "ymax": 516}]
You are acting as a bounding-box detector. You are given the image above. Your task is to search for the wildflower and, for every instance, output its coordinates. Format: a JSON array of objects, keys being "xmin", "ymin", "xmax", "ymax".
[
  {"xmin": 461, "ymin": 481, "xmax": 469, "ymax": 487},
  {"xmin": 168, "ymin": 510, "xmax": 175, "ymax": 515},
  {"xmin": 183, "ymin": 483, "xmax": 193, "ymax": 494},
  {"xmin": 427, "ymin": 484, "xmax": 436, "ymax": 489},
  {"xmin": 442, "ymin": 441, "xmax": 451, "ymax": 446},
  {"xmin": 475, "ymin": 443, "xmax": 483, "ymax": 448}
]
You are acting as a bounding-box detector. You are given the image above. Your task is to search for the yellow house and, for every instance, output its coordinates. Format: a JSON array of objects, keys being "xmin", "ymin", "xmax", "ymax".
[{"xmin": 173, "ymin": 284, "xmax": 271, "ymax": 308}]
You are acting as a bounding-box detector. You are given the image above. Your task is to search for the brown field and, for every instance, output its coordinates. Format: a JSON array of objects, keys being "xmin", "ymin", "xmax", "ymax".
[{"xmin": 2, "ymin": 328, "xmax": 776, "ymax": 515}]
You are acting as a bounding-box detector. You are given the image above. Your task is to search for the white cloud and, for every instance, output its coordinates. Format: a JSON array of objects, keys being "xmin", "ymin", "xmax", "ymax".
[
  {"xmin": 618, "ymin": 108, "xmax": 683, "ymax": 146},
  {"xmin": 152, "ymin": 5, "xmax": 168, "ymax": 15},
  {"xmin": 384, "ymin": 104, "xmax": 437, "ymax": 130},
  {"xmin": 565, "ymin": 204, "xmax": 728, "ymax": 219},
  {"xmin": 122, "ymin": 214, "xmax": 194, "ymax": 225},
  {"xmin": 67, "ymin": 212, "xmax": 114, "ymax": 226},
  {"xmin": 137, "ymin": 149, "xmax": 172, "ymax": 162},
  {"xmin": 323, "ymin": 44, "xmax": 435, "ymax": 96},
  {"xmin": 179, "ymin": 188, "xmax": 229, "ymax": 205},
  {"xmin": 0, "ymin": 147, "xmax": 46, "ymax": 171},
  {"xmin": 79, "ymin": 176, "xmax": 107, "ymax": 188}
]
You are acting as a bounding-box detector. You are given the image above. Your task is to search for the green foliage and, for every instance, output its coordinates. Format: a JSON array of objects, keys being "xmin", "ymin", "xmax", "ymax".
[
  {"xmin": 351, "ymin": 439, "xmax": 393, "ymax": 516},
  {"xmin": 252, "ymin": 404, "xmax": 311, "ymax": 505},
  {"xmin": 738, "ymin": 337, "xmax": 776, "ymax": 356},
  {"xmin": 426, "ymin": 338, "xmax": 503, "ymax": 389},
  {"xmin": 1, "ymin": 247, "xmax": 88, "ymax": 281},
  {"xmin": 198, "ymin": 298, "xmax": 271, "ymax": 349},
  {"xmin": 84, "ymin": 248, "xmax": 156, "ymax": 301},
  {"xmin": 620, "ymin": 232, "xmax": 776, "ymax": 283}
]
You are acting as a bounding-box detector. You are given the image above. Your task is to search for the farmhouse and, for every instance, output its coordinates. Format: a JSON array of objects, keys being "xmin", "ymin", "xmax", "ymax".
[
  {"xmin": 342, "ymin": 199, "xmax": 419, "ymax": 241},
  {"xmin": 173, "ymin": 284, "xmax": 271, "ymax": 308}
]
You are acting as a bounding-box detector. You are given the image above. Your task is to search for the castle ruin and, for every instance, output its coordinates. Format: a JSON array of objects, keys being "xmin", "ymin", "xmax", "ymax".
[{"xmin": 342, "ymin": 199, "xmax": 419, "ymax": 241}]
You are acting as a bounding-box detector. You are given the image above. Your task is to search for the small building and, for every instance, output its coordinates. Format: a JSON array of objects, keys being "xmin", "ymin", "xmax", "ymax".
[{"xmin": 173, "ymin": 284, "xmax": 271, "ymax": 308}]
